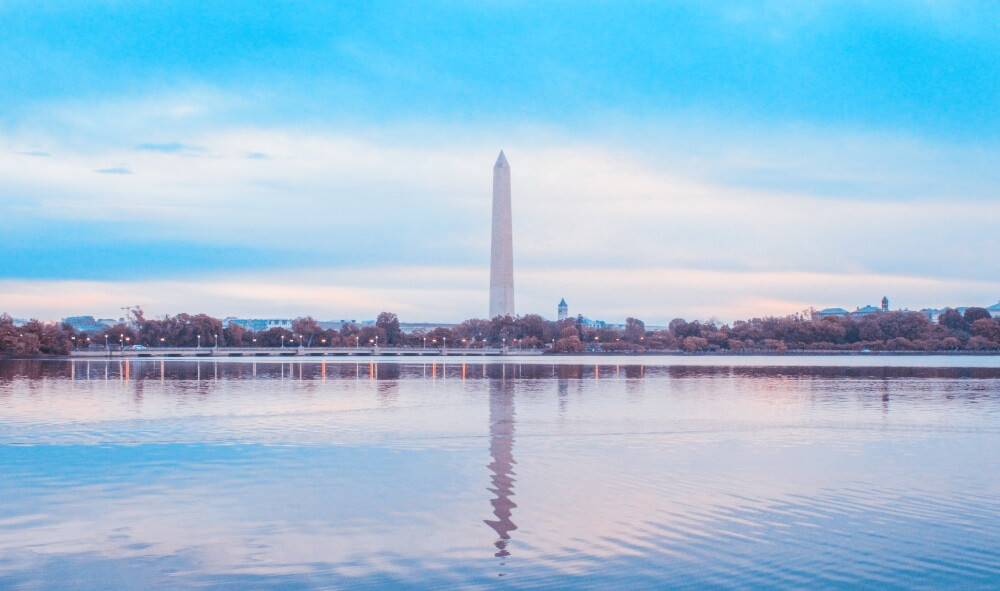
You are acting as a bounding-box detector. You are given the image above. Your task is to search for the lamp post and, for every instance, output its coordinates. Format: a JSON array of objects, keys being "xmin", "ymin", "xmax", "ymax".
[
  {"xmin": 120, "ymin": 333, "xmax": 124, "ymax": 351},
  {"xmin": 214, "ymin": 334, "xmax": 219, "ymax": 349},
  {"xmin": 422, "ymin": 337, "xmax": 426, "ymax": 349},
  {"xmin": 197, "ymin": 334, "xmax": 201, "ymax": 349},
  {"xmin": 105, "ymin": 334, "xmax": 109, "ymax": 350},
  {"xmin": 159, "ymin": 337, "xmax": 165, "ymax": 348},
  {"xmin": 442, "ymin": 337, "xmax": 447, "ymax": 351},
  {"xmin": 280, "ymin": 335, "xmax": 285, "ymax": 349},
  {"xmin": 252, "ymin": 337, "xmax": 257, "ymax": 348}
]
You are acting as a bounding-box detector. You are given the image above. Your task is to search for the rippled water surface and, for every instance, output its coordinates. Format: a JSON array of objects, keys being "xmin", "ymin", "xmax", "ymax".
[{"xmin": 1, "ymin": 356, "xmax": 999, "ymax": 589}]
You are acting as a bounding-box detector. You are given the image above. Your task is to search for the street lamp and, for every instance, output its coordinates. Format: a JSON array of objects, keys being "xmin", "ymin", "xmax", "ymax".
[
  {"xmin": 443, "ymin": 337, "xmax": 447, "ymax": 350},
  {"xmin": 120, "ymin": 333, "xmax": 124, "ymax": 351},
  {"xmin": 280, "ymin": 335, "xmax": 285, "ymax": 349},
  {"xmin": 422, "ymin": 337, "xmax": 426, "ymax": 349},
  {"xmin": 197, "ymin": 335, "xmax": 201, "ymax": 349},
  {"xmin": 159, "ymin": 337, "xmax": 165, "ymax": 347},
  {"xmin": 252, "ymin": 337, "xmax": 257, "ymax": 348},
  {"xmin": 214, "ymin": 334, "xmax": 219, "ymax": 349},
  {"xmin": 375, "ymin": 335, "xmax": 379, "ymax": 348},
  {"xmin": 105, "ymin": 334, "xmax": 109, "ymax": 350}
]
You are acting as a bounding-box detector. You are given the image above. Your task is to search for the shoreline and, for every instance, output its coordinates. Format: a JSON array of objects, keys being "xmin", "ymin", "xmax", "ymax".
[{"xmin": 3, "ymin": 350, "xmax": 1000, "ymax": 361}]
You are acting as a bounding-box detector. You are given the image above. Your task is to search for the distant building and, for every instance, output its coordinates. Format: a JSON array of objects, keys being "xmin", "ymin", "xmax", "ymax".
[
  {"xmin": 815, "ymin": 296, "xmax": 893, "ymax": 320},
  {"xmin": 399, "ymin": 322, "xmax": 457, "ymax": 333},
  {"xmin": 814, "ymin": 308, "xmax": 850, "ymax": 319},
  {"xmin": 224, "ymin": 318, "xmax": 294, "ymax": 332},
  {"xmin": 919, "ymin": 306, "xmax": 993, "ymax": 322},
  {"xmin": 988, "ymin": 301, "xmax": 1000, "ymax": 319},
  {"xmin": 318, "ymin": 320, "xmax": 360, "ymax": 331},
  {"xmin": 62, "ymin": 316, "xmax": 106, "ymax": 333},
  {"xmin": 921, "ymin": 308, "xmax": 945, "ymax": 322},
  {"xmin": 851, "ymin": 305, "xmax": 882, "ymax": 318},
  {"xmin": 574, "ymin": 314, "xmax": 624, "ymax": 330},
  {"xmin": 557, "ymin": 298, "xmax": 568, "ymax": 321}
]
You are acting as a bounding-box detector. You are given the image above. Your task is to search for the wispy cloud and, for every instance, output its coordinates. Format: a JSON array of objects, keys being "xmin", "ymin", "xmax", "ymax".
[
  {"xmin": 3, "ymin": 114, "xmax": 998, "ymax": 297},
  {"xmin": 15, "ymin": 150, "xmax": 50, "ymax": 157},
  {"xmin": 136, "ymin": 141, "xmax": 206, "ymax": 154},
  {"xmin": 93, "ymin": 166, "xmax": 133, "ymax": 175}
]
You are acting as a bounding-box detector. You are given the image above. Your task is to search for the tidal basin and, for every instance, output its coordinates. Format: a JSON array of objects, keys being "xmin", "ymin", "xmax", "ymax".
[{"xmin": 1, "ymin": 357, "xmax": 999, "ymax": 589}]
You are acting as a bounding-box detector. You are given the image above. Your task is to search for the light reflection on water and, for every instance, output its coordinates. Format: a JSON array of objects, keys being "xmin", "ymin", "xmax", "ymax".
[{"xmin": 1, "ymin": 357, "xmax": 999, "ymax": 590}]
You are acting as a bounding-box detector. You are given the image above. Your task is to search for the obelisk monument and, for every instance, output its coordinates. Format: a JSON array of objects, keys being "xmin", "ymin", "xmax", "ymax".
[{"xmin": 489, "ymin": 151, "xmax": 515, "ymax": 319}]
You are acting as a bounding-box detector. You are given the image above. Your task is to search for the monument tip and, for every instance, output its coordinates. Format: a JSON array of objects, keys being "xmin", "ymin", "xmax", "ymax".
[{"xmin": 494, "ymin": 150, "xmax": 509, "ymax": 169}]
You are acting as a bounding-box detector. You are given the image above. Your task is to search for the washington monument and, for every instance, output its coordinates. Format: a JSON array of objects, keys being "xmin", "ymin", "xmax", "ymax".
[{"xmin": 489, "ymin": 151, "xmax": 515, "ymax": 319}]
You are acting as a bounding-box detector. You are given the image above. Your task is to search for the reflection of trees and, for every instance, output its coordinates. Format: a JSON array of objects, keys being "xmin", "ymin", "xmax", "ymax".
[
  {"xmin": 624, "ymin": 364, "xmax": 645, "ymax": 396},
  {"xmin": 374, "ymin": 363, "xmax": 400, "ymax": 401},
  {"xmin": 484, "ymin": 379, "xmax": 517, "ymax": 559}
]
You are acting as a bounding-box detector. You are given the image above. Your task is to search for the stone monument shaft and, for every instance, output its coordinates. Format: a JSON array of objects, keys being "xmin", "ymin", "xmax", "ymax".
[{"xmin": 489, "ymin": 151, "xmax": 515, "ymax": 318}]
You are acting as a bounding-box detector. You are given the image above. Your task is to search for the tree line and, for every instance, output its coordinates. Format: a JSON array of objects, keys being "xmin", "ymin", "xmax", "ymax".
[{"xmin": 2, "ymin": 307, "xmax": 999, "ymax": 357}]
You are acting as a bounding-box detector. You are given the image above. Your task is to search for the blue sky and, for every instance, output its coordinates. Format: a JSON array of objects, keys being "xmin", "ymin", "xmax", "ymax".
[{"xmin": 1, "ymin": 1, "xmax": 998, "ymax": 322}]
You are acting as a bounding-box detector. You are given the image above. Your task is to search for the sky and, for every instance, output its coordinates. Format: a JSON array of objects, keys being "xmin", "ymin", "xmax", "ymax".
[{"xmin": 1, "ymin": 0, "xmax": 998, "ymax": 324}]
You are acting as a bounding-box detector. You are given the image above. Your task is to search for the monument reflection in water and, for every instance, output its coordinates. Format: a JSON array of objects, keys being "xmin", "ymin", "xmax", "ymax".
[
  {"xmin": 1, "ymin": 357, "xmax": 1000, "ymax": 590},
  {"xmin": 485, "ymin": 377, "xmax": 517, "ymax": 561}
]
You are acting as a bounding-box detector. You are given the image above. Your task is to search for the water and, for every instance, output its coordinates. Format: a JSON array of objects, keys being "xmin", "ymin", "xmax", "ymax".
[{"xmin": 1, "ymin": 356, "xmax": 999, "ymax": 589}]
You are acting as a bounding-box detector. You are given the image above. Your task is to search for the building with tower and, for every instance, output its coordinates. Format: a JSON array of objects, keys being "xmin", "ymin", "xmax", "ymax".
[
  {"xmin": 882, "ymin": 296, "xmax": 889, "ymax": 312},
  {"xmin": 557, "ymin": 298, "xmax": 568, "ymax": 321}
]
